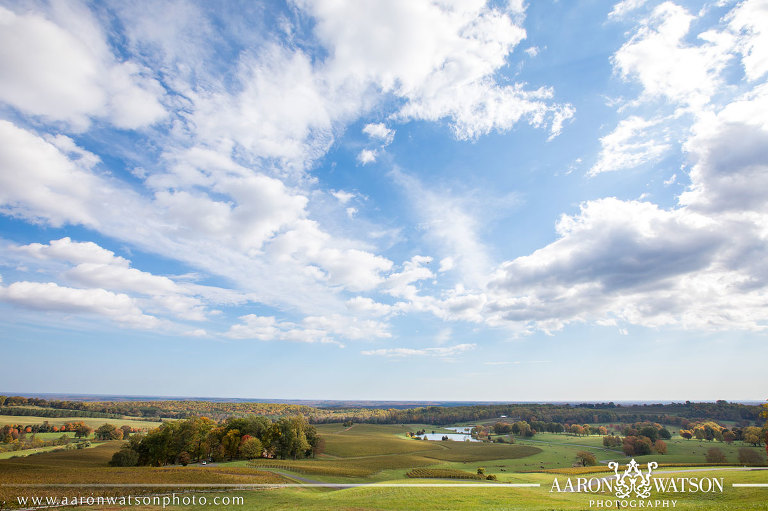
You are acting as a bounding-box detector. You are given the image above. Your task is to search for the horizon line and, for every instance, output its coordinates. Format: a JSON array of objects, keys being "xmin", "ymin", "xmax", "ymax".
[{"xmin": 1, "ymin": 392, "xmax": 764, "ymax": 405}]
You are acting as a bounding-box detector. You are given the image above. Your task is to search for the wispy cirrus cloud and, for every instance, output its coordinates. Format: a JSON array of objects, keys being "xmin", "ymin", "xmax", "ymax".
[{"xmin": 361, "ymin": 343, "xmax": 475, "ymax": 358}]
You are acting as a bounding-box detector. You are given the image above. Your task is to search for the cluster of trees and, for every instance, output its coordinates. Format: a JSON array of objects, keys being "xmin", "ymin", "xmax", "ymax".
[
  {"xmin": 491, "ymin": 421, "xmax": 536, "ymax": 437},
  {"xmin": 110, "ymin": 415, "xmax": 321, "ymax": 467},
  {"xmin": 1, "ymin": 421, "xmax": 141, "ymax": 453},
  {"xmin": 0, "ymin": 420, "xmax": 129, "ymax": 453},
  {"xmin": 0, "ymin": 427, "xmax": 73, "ymax": 453},
  {"xmin": 94, "ymin": 424, "xmax": 134, "ymax": 440},
  {"xmin": 492, "ymin": 420, "xmax": 614, "ymax": 438},
  {"xmin": 0, "ymin": 421, "xmax": 97, "ymax": 441},
  {"xmin": 621, "ymin": 436, "xmax": 667, "ymax": 456},
  {"xmin": 620, "ymin": 422, "xmax": 672, "ymax": 441},
  {"xmin": 566, "ymin": 424, "xmax": 608, "ymax": 436},
  {"xmin": 679, "ymin": 422, "xmax": 766, "ymax": 445},
  {"xmin": 602, "ymin": 423, "xmax": 671, "ymax": 456}
]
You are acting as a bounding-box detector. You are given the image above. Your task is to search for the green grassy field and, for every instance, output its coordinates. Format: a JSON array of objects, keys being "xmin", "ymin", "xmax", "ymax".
[
  {"xmin": 30, "ymin": 431, "xmax": 77, "ymax": 440},
  {"xmin": 0, "ymin": 442, "xmax": 98, "ymax": 460},
  {"xmin": 0, "ymin": 414, "xmax": 164, "ymax": 429},
  {"xmin": 2, "ymin": 422, "xmax": 766, "ymax": 510},
  {"xmin": 68, "ymin": 469, "xmax": 768, "ymax": 511},
  {"xmin": 511, "ymin": 431, "xmax": 767, "ymax": 465}
]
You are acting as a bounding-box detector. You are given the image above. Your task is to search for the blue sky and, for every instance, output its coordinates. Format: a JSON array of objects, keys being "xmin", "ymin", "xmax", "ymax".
[{"xmin": 1, "ymin": 0, "xmax": 767, "ymax": 401}]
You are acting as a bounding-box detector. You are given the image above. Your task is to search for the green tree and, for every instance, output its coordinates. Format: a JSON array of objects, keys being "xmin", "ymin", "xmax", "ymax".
[
  {"xmin": 744, "ymin": 427, "xmax": 763, "ymax": 446},
  {"xmin": 95, "ymin": 424, "xmax": 123, "ymax": 440},
  {"xmin": 639, "ymin": 426, "xmax": 658, "ymax": 443},
  {"xmin": 222, "ymin": 429, "xmax": 241, "ymax": 459},
  {"xmin": 109, "ymin": 447, "xmax": 139, "ymax": 467},
  {"xmin": 576, "ymin": 451, "xmax": 597, "ymax": 466},
  {"xmin": 73, "ymin": 422, "xmax": 93, "ymax": 439},
  {"xmin": 240, "ymin": 437, "xmax": 263, "ymax": 459}
]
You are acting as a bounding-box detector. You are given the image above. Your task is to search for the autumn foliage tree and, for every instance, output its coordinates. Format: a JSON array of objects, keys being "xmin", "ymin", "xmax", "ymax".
[
  {"xmin": 95, "ymin": 424, "xmax": 123, "ymax": 440},
  {"xmin": 576, "ymin": 451, "xmax": 597, "ymax": 466}
]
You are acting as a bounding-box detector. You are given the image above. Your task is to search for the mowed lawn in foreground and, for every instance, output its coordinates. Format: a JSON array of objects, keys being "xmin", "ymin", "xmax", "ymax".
[{"xmin": 72, "ymin": 469, "xmax": 768, "ymax": 511}]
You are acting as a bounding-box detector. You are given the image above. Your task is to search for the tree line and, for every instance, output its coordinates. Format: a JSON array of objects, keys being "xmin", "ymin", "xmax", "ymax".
[
  {"xmin": 0, "ymin": 406, "xmax": 120, "ymax": 419},
  {"xmin": 1, "ymin": 395, "xmax": 763, "ymax": 427}
]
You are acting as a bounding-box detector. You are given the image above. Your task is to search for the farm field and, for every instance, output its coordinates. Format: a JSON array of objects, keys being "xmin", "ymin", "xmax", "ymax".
[
  {"xmin": 2, "ymin": 422, "xmax": 766, "ymax": 510},
  {"xmin": 0, "ymin": 442, "xmax": 101, "ymax": 460},
  {"xmin": 0, "ymin": 441, "xmax": 288, "ymax": 507},
  {"xmin": 512, "ymin": 431, "xmax": 768, "ymax": 464},
  {"xmin": 65, "ymin": 468, "xmax": 768, "ymax": 511},
  {"xmin": 0, "ymin": 414, "xmax": 164, "ymax": 430}
]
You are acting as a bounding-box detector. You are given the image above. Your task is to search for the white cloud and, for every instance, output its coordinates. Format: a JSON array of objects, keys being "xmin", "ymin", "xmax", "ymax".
[
  {"xmin": 189, "ymin": 44, "xmax": 337, "ymax": 170},
  {"xmin": 609, "ymin": 0, "xmax": 649, "ymax": 19},
  {"xmin": 331, "ymin": 190, "xmax": 355, "ymax": 204},
  {"xmin": 0, "ymin": 281, "xmax": 158, "ymax": 328},
  {"xmin": 225, "ymin": 315, "xmax": 321, "ymax": 342},
  {"xmin": 383, "ymin": 255, "xmax": 434, "ymax": 300},
  {"xmin": 468, "ymin": 0, "xmax": 767, "ymax": 334},
  {"xmin": 485, "ymin": 170, "xmax": 768, "ymax": 331},
  {"xmin": 9, "ymin": 238, "xmax": 214, "ymax": 322},
  {"xmin": 0, "ymin": 4, "xmax": 165, "ymax": 130},
  {"xmin": 589, "ymin": 116, "xmax": 671, "ymax": 175},
  {"xmin": 0, "ymin": 121, "xmax": 123, "ymax": 227},
  {"xmin": 612, "ymin": 2, "xmax": 732, "ymax": 110},
  {"xmin": 679, "ymin": 82, "xmax": 768, "ymax": 215},
  {"xmin": 524, "ymin": 46, "xmax": 540, "ymax": 57},
  {"xmin": 361, "ymin": 343, "xmax": 475, "ymax": 357},
  {"xmin": 225, "ymin": 312, "xmax": 389, "ymax": 345},
  {"xmin": 357, "ymin": 149, "xmax": 378, "ymax": 164},
  {"xmin": 16, "ymin": 237, "xmax": 126, "ymax": 266},
  {"xmin": 727, "ymin": 0, "xmax": 768, "ymax": 81},
  {"xmin": 438, "ymin": 257, "xmax": 455, "ymax": 273},
  {"xmin": 299, "ymin": 0, "xmax": 572, "ymax": 140},
  {"xmin": 345, "ymin": 296, "xmax": 394, "ymax": 317},
  {"xmin": 362, "ymin": 123, "xmax": 395, "ymax": 145},
  {"xmin": 0, "ymin": 122, "xmax": 394, "ymax": 315}
]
